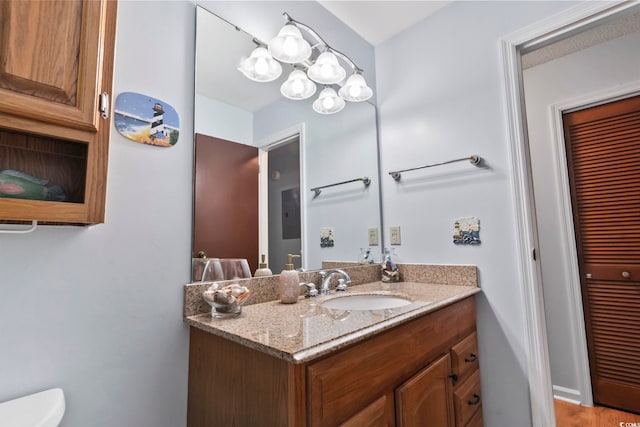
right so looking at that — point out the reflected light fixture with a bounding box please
[307,52,346,85]
[313,87,345,114]
[238,12,373,114]
[268,24,312,63]
[237,46,282,82]
[281,69,317,100]
[338,73,373,102]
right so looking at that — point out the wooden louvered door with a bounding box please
[563,94,640,414]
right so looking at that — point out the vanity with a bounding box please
[184,264,483,426]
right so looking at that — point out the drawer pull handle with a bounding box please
[448,373,458,385]
[468,394,481,406]
[465,353,477,363]
[622,271,631,279]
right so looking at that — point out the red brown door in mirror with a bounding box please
[193,134,259,273]
[563,94,640,414]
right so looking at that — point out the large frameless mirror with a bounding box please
[192,6,382,279]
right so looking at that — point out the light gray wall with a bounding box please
[254,98,380,269]
[523,31,640,402]
[375,1,579,425]
[194,93,253,145]
[0,2,194,426]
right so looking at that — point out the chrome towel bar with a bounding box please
[389,155,481,181]
[311,177,371,196]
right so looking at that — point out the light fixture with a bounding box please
[237,46,282,82]
[237,12,373,114]
[313,87,345,114]
[307,52,346,85]
[338,73,373,102]
[268,24,312,64]
[281,70,317,100]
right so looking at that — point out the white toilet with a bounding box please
[0,388,65,427]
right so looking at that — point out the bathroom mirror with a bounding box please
[193,6,382,277]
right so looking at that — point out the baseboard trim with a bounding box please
[553,385,583,405]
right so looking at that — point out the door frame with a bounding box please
[500,1,639,425]
[256,123,307,270]
[548,82,640,405]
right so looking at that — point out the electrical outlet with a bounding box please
[368,228,379,246]
[390,226,401,245]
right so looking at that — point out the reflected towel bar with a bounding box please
[389,155,481,181]
[311,177,371,196]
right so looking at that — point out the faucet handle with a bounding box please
[336,278,348,292]
[300,282,318,298]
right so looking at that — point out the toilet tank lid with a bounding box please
[0,388,65,427]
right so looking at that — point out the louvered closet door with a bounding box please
[563,94,640,414]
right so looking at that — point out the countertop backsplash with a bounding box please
[184,263,477,318]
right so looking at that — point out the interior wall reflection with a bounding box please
[193,6,382,279]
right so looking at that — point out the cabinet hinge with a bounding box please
[100,92,110,119]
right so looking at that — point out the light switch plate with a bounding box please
[390,226,401,245]
[368,227,379,246]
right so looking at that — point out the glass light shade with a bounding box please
[313,87,345,114]
[268,25,312,64]
[237,47,282,82]
[281,70,317,100]
[338,73,373,102]
[307,52,346,85]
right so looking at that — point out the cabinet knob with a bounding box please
[464,353,477,363]
[622,271,631,279]
[467,394,481,406]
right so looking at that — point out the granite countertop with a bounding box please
[185,281,481,364]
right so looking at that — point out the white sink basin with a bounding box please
[321,294,412,311]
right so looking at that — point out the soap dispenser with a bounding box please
[279,254,301,304]
[254,254,273,277]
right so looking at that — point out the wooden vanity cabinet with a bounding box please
[187,296,482,427]
[0,0,117,224]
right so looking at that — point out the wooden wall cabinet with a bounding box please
[0,0,117,224]
[187,296,482,427]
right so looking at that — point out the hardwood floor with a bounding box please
[556,400,640,426]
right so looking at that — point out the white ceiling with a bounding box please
[318,1,452,46]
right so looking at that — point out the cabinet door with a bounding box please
[0,0,116,224]
[395,354,455,427]
[0,0,107,131]
[340,395,394,427]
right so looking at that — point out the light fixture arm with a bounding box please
[282,12,363,73]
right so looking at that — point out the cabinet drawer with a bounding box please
[453,369,481,427]
[451,331,478,384]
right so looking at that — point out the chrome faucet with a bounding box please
[320,269,351,294]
